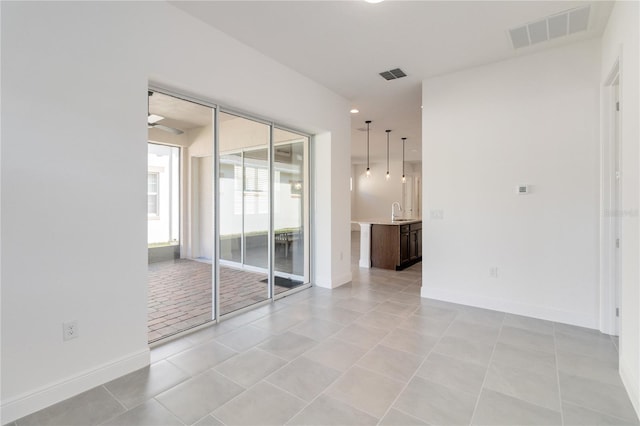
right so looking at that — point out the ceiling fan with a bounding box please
[147,91,184,135]
[147,114,184,135]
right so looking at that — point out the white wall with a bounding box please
[0,1,351,422]
[351,160,421,222]
[600,1,640,416]
[219,115,270,153]
[186,122,214,259]
[196,156,214,259]
[187,123,214,157]
[313,131,352,287]
[421,39,601,328]
[350,164,359,230]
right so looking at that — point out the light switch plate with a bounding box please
[430,209,444,220]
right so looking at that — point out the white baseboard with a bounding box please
[421,286,597,329]
[620,359,640,420]
[314,272,352,289]
[1,348,150,424]
[358,259,371,268]
[332,272,353,288]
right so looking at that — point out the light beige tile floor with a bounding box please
[11,233,639,426]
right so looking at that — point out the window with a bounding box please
[147,172,159,216]
[243,165,269,215]
[244,165,268,193]
[233,164,243,215]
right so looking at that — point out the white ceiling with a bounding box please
[171,0,613,163]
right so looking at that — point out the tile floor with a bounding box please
[12,235,639,426]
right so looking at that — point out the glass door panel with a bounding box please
[243,148,270,270]
[273,129,309,293]
[147,90,215,343]
[148,91,312,339]
[219,153,242,264]
[218,112,271,315]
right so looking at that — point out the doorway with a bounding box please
[147,90,311,342]
[147,91,215,343]
[600,61,621,337]
[403,175,422,219]
[217,112,310,316]
[612,75,621,337]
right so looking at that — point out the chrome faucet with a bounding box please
[391,202,403,221]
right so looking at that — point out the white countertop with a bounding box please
[355,218,422,226]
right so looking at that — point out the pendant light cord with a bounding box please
[366,121,371,174]
[386,129,391,178]
[402,137,406,182]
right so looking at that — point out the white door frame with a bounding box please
[599,57,621,336]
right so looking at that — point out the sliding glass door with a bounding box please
[147,90,215,343]
[216,115,310,314]
[148,89,310,342]
[273,128,309,290]
[218,112,271,315]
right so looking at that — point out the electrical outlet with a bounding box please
[340,251,344,261]
[63,320,79,341]
[489,267,498,278]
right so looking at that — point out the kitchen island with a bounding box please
[357,219,422,270]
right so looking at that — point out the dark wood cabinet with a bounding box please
[400,231,410,264]
[409,222,422,261]
[371,221,422,270]
[409,230,418,259]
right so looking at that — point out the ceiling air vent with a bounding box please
[508,5,590,49]
[379,68,407,81]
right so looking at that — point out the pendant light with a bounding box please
[365,120,372,177]
[402,137,407,183]
[385,129,391,180]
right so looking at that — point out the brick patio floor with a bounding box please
[148,260,291,342]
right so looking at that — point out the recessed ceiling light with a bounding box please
[350,109,359,114]
[365,0,384,3]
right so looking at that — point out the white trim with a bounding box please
[620,358,640,419]
[599,53,622,336]
[314,273,352,289]
[272,270,304,282]
[273,283,313,301]
[358,223,372,268]
[302,134,311,288]
[219,259,267,275]
[1,349,149,424]
[421,286,598,329]
[213,107,221,320]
